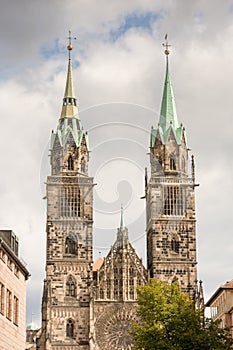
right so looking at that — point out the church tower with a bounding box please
[37,36,93,349]
[146,39,198,298]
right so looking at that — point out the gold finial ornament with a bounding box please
[67,30,76,56]
[162,34,171,55]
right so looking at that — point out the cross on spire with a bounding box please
[67,30,77,58]
[162,34,171,55]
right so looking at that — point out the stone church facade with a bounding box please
[37,41,203,350]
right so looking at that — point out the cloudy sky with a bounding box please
[1,0,233,326]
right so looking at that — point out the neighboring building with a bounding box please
[37,37,203,350]
[0,230,30,350]
[206,280,233,335]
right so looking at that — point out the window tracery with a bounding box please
[61,186,81,217]
[169,154,176,170]
[68,155,74,170]
[66,275,76,297]
[66,319,74,338]
[65,236,77,255]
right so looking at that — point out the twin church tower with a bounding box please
[37,36,203,350]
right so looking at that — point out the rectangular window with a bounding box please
[163,186,185,216]
[14,266,19,278]
[7,258,13,270]
[0,283,4,314]
[13,296,19,326]
[6,289,12,320]
[15,240,19,256]
[0,249,5,263]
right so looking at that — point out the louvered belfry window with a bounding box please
[164,186,185,216]
[61,186,81,217]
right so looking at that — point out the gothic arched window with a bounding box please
[129,266,134,276]
[169,154,176,170]
[100,289,104,299]
[65,236,76,255]
[181,156,185,171]
[81,157,85,173]
[77,188,81,217]
[68,155,74,170]
[171,238,179,253]
[66,319,74,338]
[66,275,76,297]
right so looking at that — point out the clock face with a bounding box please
[95,303,137,350]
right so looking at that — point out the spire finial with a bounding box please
[120,204,124,229]
[67,30,77,59]
[162,34,171,55]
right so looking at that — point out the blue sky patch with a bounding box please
[40,38,62,59]
[110,12,160,41]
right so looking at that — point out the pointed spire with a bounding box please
[60,31,79,119]
[120,204,124,229]
[64,58,76,100]
[117,205,129,247]
[159,36,179,133]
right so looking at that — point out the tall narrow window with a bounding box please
[13,296,19,326]
[158,156,163,170]
[164,186,185,216]
[100,289,104,299]
[0,283,4,314]
[181,156,186,171]
[65,236,76,255]
[171,238,179,253]
[81,157,85,173]
[68,155,74,170]
[169,154,176,170]
[66,276,76,297]
[66,319,74,338]
[61,186,81,217]
[6,289,12,320]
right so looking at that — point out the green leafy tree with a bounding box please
[132,279,233,350]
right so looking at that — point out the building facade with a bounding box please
[0,230,30,350]
[37,40,202,349]
[206,280,233,338]
[92,208,149,349]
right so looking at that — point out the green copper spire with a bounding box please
[151,36,185,147]
[60,31,79,119]
[120,205,124,229]
[159,55,179,132]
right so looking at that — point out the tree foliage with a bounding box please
[132,279,233,350]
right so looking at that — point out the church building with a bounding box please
[37,36,203,350]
